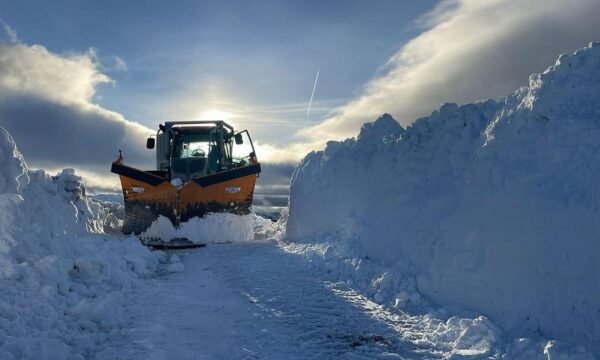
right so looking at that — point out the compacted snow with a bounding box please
[1,42,599,360]
[102,242,508,359]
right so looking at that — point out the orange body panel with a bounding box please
[117,170,257,210]
[119,177,176,205]
[112,161,260,234]
[179,174,256,208]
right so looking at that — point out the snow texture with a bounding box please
[111,241,505,359]
[0,128,28,195]
[141,213,255,244]
[0,127,161,359]
[285,42,600,355]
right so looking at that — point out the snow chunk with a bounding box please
[167,254,184,272]
[450,317,499,358]
[170,177,184,188]
[167,262,185,273]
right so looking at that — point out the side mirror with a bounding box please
[146,137,155,149]
[234,133,244,145]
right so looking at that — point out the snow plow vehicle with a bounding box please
[111,121,261,248]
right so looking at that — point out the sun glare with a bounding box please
[198,109,235,122]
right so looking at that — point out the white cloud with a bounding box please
[1,21,19,43]
[254,141,317,164]
[0,39,308,183]
[303,0,600,142]
[112,55,128,71]
[0,42,154,171]
[0,43,112,105]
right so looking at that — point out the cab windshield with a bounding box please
[173,134,210,159]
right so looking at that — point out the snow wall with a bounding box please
[286,42,600,353]
[0,128,161,359]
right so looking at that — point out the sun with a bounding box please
[198,109,235,122]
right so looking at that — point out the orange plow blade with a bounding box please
[111,162,260,235]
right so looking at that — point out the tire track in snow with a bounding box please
[201,243,448,359]
[114,242,464,359]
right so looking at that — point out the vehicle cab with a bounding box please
[147,121,257,183]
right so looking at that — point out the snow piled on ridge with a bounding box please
[0,128,28,194]
[0,128,161,359]
[285,42,600,356]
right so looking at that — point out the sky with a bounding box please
[0,0,599,196]
[0,0,435,151]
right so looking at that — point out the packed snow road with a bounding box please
[104,242,461,359]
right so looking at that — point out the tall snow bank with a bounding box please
[0,128,28,278]
[0,128,29,195]
[0,127,161,359]
[286,42,600,354]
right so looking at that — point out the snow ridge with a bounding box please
[285,42,600,355]
[0,128,28,194]
[0,127,161,359]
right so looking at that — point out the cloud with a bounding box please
[254,163,295,190]
[112,55,128,71]
[0,40,300,192]
[4,0,598,191]
[254,141,318,164]
[0,43,118,106]
[252,162,295,214]
[304,0,600,141]
[1,22,18,43]
[0,42,154,187]
[148,94,342,165]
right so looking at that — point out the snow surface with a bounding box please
[278,232,596,359]
[107,243,506,359]
[0,128,162,359]
[286,42,600,355]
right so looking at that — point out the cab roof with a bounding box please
[164,120,234,132]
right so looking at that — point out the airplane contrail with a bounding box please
[306,69,320,122]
